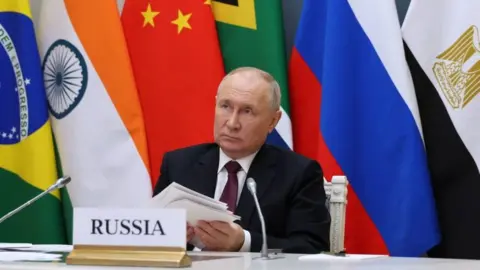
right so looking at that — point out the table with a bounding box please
[0,251,479,270]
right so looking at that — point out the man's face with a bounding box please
[214,73,281,158]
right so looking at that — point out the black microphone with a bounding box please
[0,176,72,224]
[246,177,270,259]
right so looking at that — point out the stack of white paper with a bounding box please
[0,243,32,249]
[0,251,62,262]
[149,182,241,226]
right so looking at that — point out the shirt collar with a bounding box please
[218,147,258,173]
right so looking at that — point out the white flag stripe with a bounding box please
[349,0,424,137]
[277,106,293,149]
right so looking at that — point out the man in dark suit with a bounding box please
[153,67,330,254]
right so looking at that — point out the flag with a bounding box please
[212,0,292,150]
[34,0,152,207]
[289,0,440,256]
[122,0,225,185]
[403,0,480,259]
[0,0,68,243]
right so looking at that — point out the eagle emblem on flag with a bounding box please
[433,25,480,109]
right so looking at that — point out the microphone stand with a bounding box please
[247,178,283,260]
[250,186,269,259]
[0,176,71,225]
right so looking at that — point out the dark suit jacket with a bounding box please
[153,143,331,254]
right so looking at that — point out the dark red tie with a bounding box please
[220,161,242,212]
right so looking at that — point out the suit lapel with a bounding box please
[235,144,276,228]
[187,145,219,198]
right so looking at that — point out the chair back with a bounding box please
[324,176,348,253]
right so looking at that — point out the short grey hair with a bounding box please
[218,67,281,111]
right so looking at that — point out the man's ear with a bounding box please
[268,109,282,133]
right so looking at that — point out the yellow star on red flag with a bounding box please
[141,3,159,27]
[171,10,192,34]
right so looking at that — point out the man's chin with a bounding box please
[218,141,243,154]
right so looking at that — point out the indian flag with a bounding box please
[33,0,152,207]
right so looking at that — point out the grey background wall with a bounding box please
[116,0,412,59]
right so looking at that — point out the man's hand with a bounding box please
[187,223,194,243]
[194,220,244,251]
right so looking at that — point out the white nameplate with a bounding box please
[73,208,186,248]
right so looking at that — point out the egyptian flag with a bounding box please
[403,0,480,259]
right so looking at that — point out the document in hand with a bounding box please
[149,182,241,226]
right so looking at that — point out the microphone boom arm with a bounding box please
[0,176,71,225]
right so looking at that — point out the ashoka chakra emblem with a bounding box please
[42,39,88,119]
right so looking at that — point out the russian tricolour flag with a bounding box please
[289,0,440,256]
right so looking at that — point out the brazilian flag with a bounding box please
[0,0,68,243]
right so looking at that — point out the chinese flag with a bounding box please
[122,0,225,186]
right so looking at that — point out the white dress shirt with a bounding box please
[193,148,257,251]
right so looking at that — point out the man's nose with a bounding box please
[226,111,241,130]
